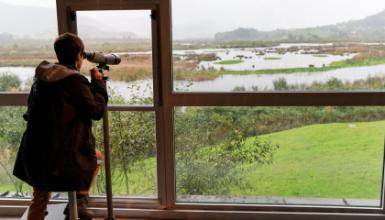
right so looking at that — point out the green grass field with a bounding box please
[0,157,157,197]
[234,121,385,199]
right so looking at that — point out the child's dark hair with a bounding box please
[54,33,84,65]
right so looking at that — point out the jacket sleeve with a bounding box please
[69,75,108,120]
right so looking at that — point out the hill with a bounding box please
[0,2,137,40]
[215,9,385,42]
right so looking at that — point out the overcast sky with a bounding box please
[2,0,385,39]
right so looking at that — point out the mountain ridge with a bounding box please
[215,9,385,42]
[0,2,137,39]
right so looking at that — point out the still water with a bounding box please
[2,64,385,97]
[0,67,153,101]
[175,48,354,71]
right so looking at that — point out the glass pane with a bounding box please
[0,108,157,199]
[0,1,57,92]
[0,107,33,198]
[174,106,385,207]
[172,0,385,92]
[77,10,154,105]
[91,111,157,197]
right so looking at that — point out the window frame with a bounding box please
[0,0,385,219]
[161,0,385,215]
[57,0,165,208]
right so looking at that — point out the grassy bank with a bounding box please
[93,157,156,196]
[236,120,385,199]
[0,157,157,196]
[215,59,244,65]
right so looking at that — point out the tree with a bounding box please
[175,107,279,195]
[0,107,28,196]
[92,91,156,195]
[0,74,26,196]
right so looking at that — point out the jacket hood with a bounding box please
[35,60,78,82]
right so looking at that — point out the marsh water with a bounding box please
[174,47,355,71]
[2,43,385,100]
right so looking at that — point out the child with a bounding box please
[13,33,108,220]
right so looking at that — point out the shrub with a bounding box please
[0,74,21,91]
[273,77,288,91]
